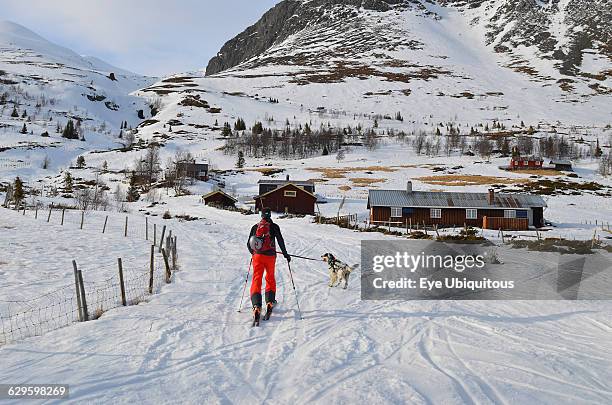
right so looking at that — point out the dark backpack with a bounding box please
[249,219,275,253]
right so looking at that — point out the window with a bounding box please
[504,210,516,218]
[391,207,402,218]
[430,208,442,219]
[284,190,297,197]
[466,209,478,219]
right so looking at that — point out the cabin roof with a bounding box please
[202,190,237,202]
[255,182,317,199]
[257,179,314,186]
[367,190,547,209]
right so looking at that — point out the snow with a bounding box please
[0,9,612,404]
[1,205,612,403]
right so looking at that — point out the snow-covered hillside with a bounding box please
[1,204,612,403]
[0,21,156,179]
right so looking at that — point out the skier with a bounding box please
[247,207,291,324]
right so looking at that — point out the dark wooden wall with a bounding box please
[204,193,235,207]
[371,206,535,229]
[256,184,316,215]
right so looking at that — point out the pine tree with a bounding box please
[236,151,245,168]
[20,123,27,134]
[62,119,79,139]
[102,161,108,172]
[322,146,329,156]
[76,156,86,168]
[63,172,73,192]
[594,138,603,158]
[11,106,18,117]
[13,177,24,205]
[222,122,232,137]
[21,109,27,118]
[126,171,140,202]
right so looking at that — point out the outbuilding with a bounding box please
[202,190,237,208]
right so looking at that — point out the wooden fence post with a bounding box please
[159,225,166,253]
[77,269,88,321]
[154,224,157,246]
[73,261,83,322]
[22,202,26,215]
[149,245,154,294]
[145,217,149,240]
[124,216,128,237]
[102,215,108,234]
[61,208,65,226]
[35,207,38,219]
[162,248,171,284]
[47,203,53,222]
[172,236,177,270]
[117,258,127,306]
[80,211,85,229]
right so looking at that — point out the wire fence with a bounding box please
[0,261,166,346]
[0,206,179,346]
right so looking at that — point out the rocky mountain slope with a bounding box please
[205,0,611,100]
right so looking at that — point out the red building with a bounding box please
[510,156,543,170]
[254,183,317,215]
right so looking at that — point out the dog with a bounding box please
[321,253,358,289]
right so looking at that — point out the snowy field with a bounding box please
[1,203,612,403]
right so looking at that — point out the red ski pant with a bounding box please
[250,254,276,308]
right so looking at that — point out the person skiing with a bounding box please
[247,207,291,324]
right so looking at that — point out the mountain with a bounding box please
[0,20,156,137]
[203,0,611,122]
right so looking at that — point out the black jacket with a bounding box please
[247,219,288,257]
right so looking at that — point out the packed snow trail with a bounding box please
[1,206,612,404]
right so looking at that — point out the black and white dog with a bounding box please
[321,253,358,289]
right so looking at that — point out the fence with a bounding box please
[0,257,170,345]
[0,206,180,346]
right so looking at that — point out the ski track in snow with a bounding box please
[1,207,611,404]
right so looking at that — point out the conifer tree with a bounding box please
[63,172,73,192]
[11,106,18,117]
[126,171,140,202]
[236,151,245,168]
[20,123,27,134]
[13,177,24,205]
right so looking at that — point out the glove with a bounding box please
[284,254,291,263]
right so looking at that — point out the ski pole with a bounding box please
[277,252,323,262]
[286,261,303,320]
[237,257,253,313]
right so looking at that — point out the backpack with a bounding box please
[249,219,275,253]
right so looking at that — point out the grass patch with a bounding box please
[510,238,604,254]
[338,185,352,191]
[511,169,565,176]
[307,166,398,179]
[417,175,527,186]
[350,178,386,187]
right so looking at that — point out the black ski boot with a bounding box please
[264,301,276,321]
[252,306,261,327]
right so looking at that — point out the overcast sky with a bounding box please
[0,0,281,77]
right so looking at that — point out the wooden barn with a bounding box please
[177,161,209,181]
[255,182,317,215]
[509,156,544,170]
[549,159,573,171]
[367,182,547,230]
[202,190,237,208]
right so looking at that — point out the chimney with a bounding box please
[286,174,290,182]
[487,189,495,205]
[407,181,413,193]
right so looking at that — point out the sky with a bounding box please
[0,0,282,77]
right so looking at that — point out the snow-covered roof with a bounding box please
[257,179,314,186]
[367,190,547,209]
